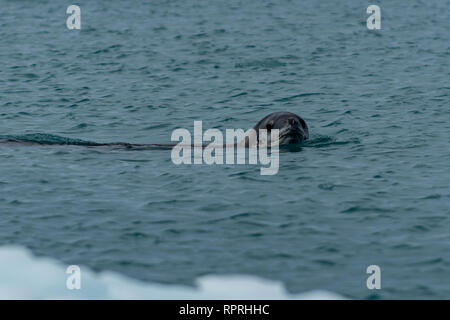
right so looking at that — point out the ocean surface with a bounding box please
[0,0,449,299]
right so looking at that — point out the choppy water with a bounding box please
[0,0,449,299]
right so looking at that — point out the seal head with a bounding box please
[253,111,309,146]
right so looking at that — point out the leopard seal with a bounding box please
[241,111,309,147]
[0,111,309,149]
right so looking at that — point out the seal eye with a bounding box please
[288,118,297,126]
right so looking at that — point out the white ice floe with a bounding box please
[0,246,345,300]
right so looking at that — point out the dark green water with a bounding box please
[0,0,449,299]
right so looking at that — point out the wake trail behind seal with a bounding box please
[0,133,175,150]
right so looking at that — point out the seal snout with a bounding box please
[285,118,304,135]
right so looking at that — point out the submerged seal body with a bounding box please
[248,111,309,147]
